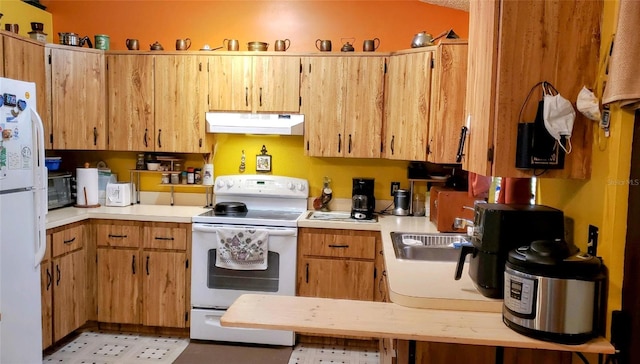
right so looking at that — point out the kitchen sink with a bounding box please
[391,232,470,261]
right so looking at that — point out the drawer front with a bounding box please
[52,224,84,257]
[301,231,376,259]
[143,224,187,251]
[96,223,140,248]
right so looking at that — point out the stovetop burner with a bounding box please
[213,201,248,216]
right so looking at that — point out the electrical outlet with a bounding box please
[390,182,400,196]
[588,225,599,256]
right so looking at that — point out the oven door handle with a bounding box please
[192,224,298,236]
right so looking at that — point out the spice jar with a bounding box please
[161,173,170,184]
[187,167,195,184]
[195,168,202,184]
[136,153,145,170]
[171,173,180,184]
[181,171,188,184]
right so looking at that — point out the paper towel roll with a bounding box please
[76,167,99,206]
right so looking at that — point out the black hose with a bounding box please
[576,352,590,364]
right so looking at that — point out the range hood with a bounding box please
[205,112,304,135]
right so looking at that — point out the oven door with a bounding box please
[191,223,297,309]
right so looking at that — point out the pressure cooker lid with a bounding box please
[213,201,248,215]
[506,239,603,279]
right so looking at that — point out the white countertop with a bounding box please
[47,205,501,312]
[298,211,503,312]
[45,204,210,229]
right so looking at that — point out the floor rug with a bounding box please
[173,340,293,364]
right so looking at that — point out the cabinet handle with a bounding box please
[390,135,395,155]
[154,236,175,241]
[132,255,136,275]
[46,267,52,290]
[328,244,349,248]
[63,237,76,244]
[56,264,60,286]
[455,126,468,163]
[259,87,263,107]
[146,255,150,275]
[108,234,127,239]
[305,263,309,283]
[93,127,98,146]
[338,133,342,153]
[245,87,249,107]
[348,134,352,154]
[157,129,162,148]
[144,128,148,148]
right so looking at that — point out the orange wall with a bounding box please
[41,1,468,52]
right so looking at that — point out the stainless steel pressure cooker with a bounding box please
[502,239,605,344]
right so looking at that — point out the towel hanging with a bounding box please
[215,228,269,270]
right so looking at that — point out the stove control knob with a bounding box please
[296,183,305,192]
[287,182,295,190]
[216,179,226,188]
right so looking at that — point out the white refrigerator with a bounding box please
[0,78,47,363]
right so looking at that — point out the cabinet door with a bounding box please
[97,248,140,324]
[106,54,154,151]
[298,258,375,301]
[301,57,348,157]
[208,55,252,112]
[344,56,385,158]
[3,36,50,149]
[50,47,106,150]
[414,342,496,363]
[462,0,499,176]
[154,55,208,153]
[383,51,432,161]
[427,43,468,164]
[53,249,86,342]
[41,260,53,349]
[252,56,300,113]
[142,251,187,328]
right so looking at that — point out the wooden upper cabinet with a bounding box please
[49,46,106,150]
[208,55,252,112]
[463,0,601,178]
[154,55,208,153]
[106,54,154,151]
[208,55,300,113]
[383,50,432,161]
[302,56,385,158]
[2,35,50,148]
[252,56,301,113]
[302,57,346,157]
[427,42,468,164]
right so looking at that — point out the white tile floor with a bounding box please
[44,332,379,364]
[43,331,189,364]
[288,343,380,364]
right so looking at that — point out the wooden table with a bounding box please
[221,294,615,358]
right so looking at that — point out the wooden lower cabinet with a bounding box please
[97,248,140,324]
[95,220,190,329]
[41,234,53,350]
[49,222,88,343]
[142,250,187,327]
[392,340,572,364]
[297,228,380,301]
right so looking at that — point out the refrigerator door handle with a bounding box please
[31,108,47,267]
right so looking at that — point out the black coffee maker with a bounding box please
[454,203,564,298]
[351,178,375,220]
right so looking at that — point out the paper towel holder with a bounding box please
[74,163,101,208]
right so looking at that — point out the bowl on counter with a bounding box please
[146,161,161,171]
